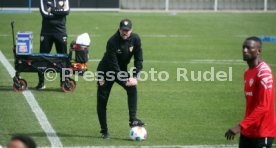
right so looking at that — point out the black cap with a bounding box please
[119,19,132,31]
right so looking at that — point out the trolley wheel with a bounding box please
[61,79,76,92]
[68,78,76,86]
[13,79,27,92]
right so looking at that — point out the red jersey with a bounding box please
[240,61,276,138]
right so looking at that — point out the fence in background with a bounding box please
[1,0,276,12]
[120,0,276,11]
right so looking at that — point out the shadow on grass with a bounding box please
[29,87,63,92]
[8,132,131,142]
[9,132,95,138]
[0,85,13,92]
[0,85,64,93]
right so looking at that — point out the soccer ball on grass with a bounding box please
[129,126,147,141]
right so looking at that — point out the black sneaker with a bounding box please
[100,130,110,139]
[129,118,145,127]
[35,82,46,90]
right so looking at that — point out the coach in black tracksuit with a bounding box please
[37,0,70,89]
[97,19,145,139]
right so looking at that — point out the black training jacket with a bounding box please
[97,30,143,77]
[39,0,70,36]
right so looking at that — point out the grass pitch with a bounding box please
[0,12,276,146]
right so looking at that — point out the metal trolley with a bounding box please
[11,21,90,92]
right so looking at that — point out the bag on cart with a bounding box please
[69,33,91,74]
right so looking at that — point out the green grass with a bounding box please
[0,59,50,146]
[0,12,276,146]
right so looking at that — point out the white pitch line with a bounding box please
[141,34,192,38]
[87,59,275,67]
[0,50,63,147]
[49,34,276,39]
[40,144,238,148]
[86,59,246,65]
[67,34,192,38]
[6,58,276,66]
[4,58,250,65]
[142,59,245,65]
[0,33,273,38]
[68,34,102,37]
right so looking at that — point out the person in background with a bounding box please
[37,0,70,89]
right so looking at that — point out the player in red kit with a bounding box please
[225,37,276,148]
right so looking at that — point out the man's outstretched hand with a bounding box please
[225,124,241,140]
[126,77,138,86]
